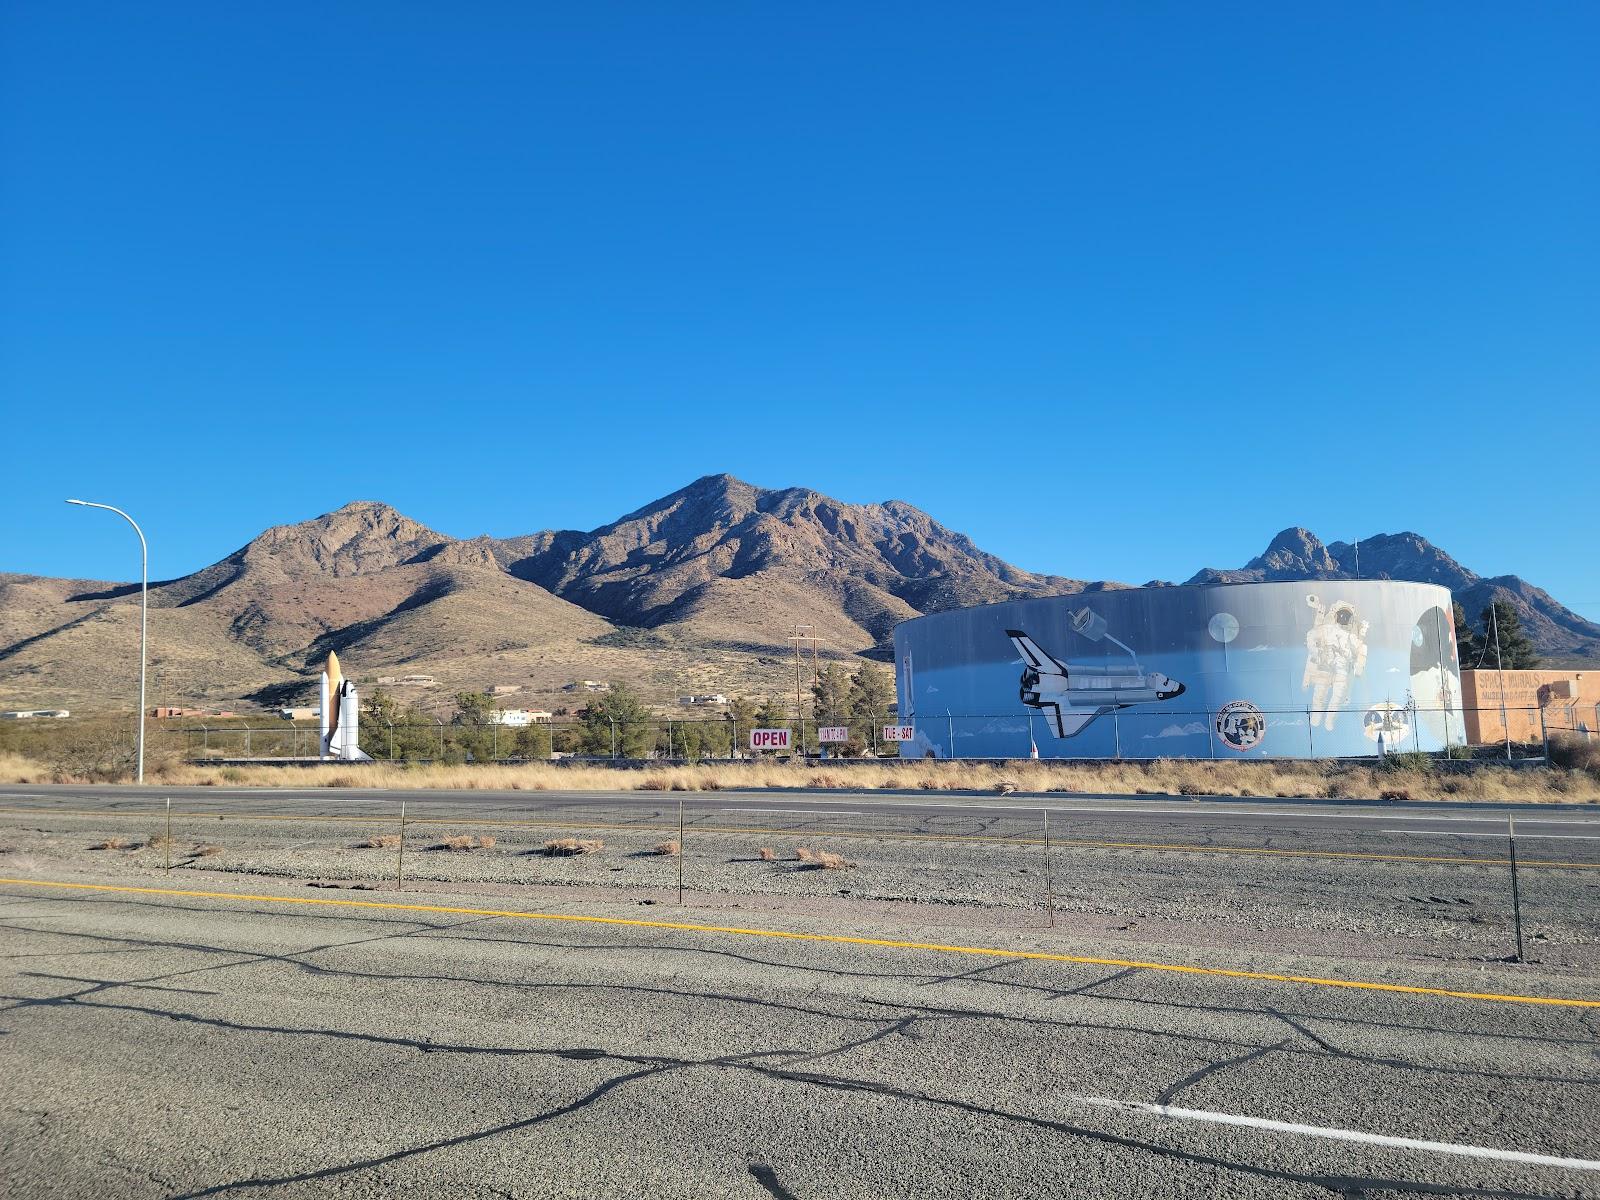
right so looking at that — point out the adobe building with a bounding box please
[1460,669,1600,744]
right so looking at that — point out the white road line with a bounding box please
[1383,830,1600,840]
[1080,1097,1600,1172]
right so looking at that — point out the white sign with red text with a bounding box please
[749,727,792,752]
[816,726,850,744]
[882,725,915,743]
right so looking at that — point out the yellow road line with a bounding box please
[2,807,1597,870]
[2,877,1596,1009]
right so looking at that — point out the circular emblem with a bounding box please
[1363,702,1412,746]
[1208,612,1240,644]
[1215,700,1266,752]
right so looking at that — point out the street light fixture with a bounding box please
[66,499,148,783]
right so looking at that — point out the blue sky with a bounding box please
[3,3,1597,620]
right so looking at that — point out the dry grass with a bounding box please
[360,833,403,849]
[794,847,814,862]
[814,850,852,870]
[91,836,130,850]
[757,846,776,861]
[544,837,604,856]
[1550,733,1600,780]
[3,749,1595,804]
[192,844,223,857]
[436,834,496,851]
[653,840,681,856]
[145,833,175,849]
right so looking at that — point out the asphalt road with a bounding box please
[2,875,1598,1199]
[2,785,1598,973]
[4,782,1600,860]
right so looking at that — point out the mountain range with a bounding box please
[2,474,1594,712]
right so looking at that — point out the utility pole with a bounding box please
[788,625,817,757]
[1491,602,1511,760]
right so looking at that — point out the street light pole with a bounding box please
[66,499,148,784]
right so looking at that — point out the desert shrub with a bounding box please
[1378,788,1412,802]
[361,833,402,848]
[91,836,130,850]
[815,850,852,870]
[436,834,495,851]
[1379,751,1433,774]
[636,776,672,791]
[1549,734,1600,779]
[994,779,1019,795]
[193,844,223,857]
[544,837,604,856]
[145,833,175,848]
[795,847,815,862]
[808,772,844,789]
[653,840,680,856]
[696,776,722,791]
[758,847,776,861]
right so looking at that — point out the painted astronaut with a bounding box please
[1302,595,1368,730]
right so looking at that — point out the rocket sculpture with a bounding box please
[319,651,372,762]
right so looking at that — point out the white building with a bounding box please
[488,709,554,727]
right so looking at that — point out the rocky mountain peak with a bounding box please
[239,501,450,577]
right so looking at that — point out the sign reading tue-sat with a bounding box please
[749,727,792,751]
[882,725,915,742]
[816,726,850,743]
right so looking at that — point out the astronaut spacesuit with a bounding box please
[1303,596,1368,731]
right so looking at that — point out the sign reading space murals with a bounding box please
[749,727,791,751]
[817,726,850,744]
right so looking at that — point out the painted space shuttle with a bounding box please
[319,651,372,762]
[1006,622,1186,739]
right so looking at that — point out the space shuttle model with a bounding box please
[1007,608,1186,738]
[319,651,372,762]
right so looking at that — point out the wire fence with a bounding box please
[3,704,1596,772]
[159,702,1598,764]
[1,792,1593,964]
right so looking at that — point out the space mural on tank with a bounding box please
[892,581,1465,760]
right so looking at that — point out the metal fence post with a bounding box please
[676,797,685,905]
[1540,706,1549,764]
[1042,808,1054,928]
[947,711,956,760]
[610,717,617,760]
[395,799,407,891]
[1507,813,1524,963]
[164,797,172,874]
[1306,709,1315,757]
[387,719,394,761]
[1111,708,1121,759]
[493,722,499,761]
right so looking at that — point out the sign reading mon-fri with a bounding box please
[749,727,791,751]
[882,725,915,742]
[816,726,850,744]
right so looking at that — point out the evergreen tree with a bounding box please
[1452,602,1479,668]
[811,663,855,723]
[851,664,896,749]
[580,682,654,757]
[1478,600,1539,670]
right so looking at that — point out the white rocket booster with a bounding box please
[319,651,372,762]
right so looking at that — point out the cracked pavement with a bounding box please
[2,871,1598,1199]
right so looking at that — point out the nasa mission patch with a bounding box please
[1215,700,1266,752]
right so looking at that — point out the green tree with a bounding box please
[512,721,552,759]
[812,663,855,723]
[580,682,654,757]
[1452,603,1479,669]
[1478,600,1539,670]
[727,696,759,758]
[851,664,896,751]
[451,691,498,761]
